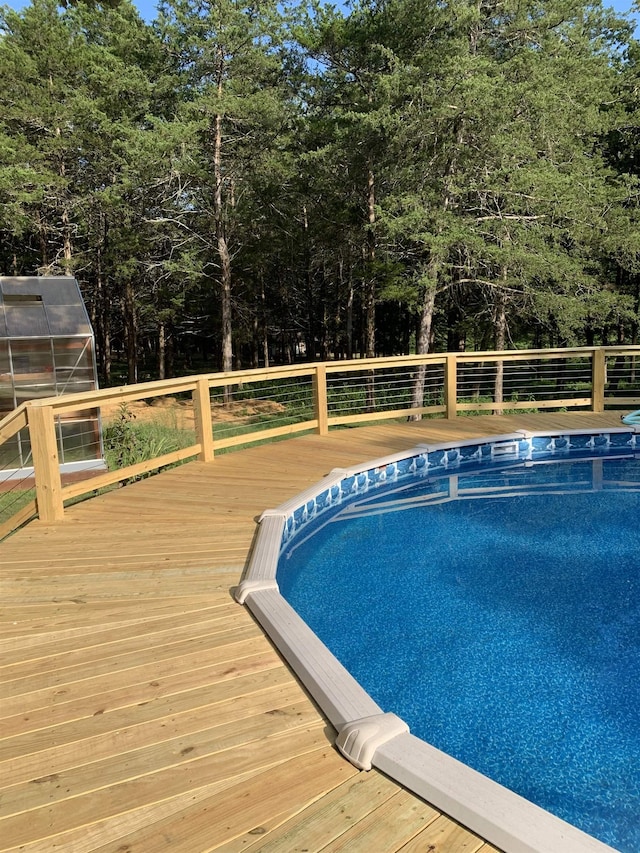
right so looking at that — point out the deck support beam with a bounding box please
[314,365,329,436]
[592,348,606,413]
[444,354,457,418]
[193,378,215,462]
[28,404,64,523]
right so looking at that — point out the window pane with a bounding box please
[53,339,95,393]
[10,340,56,402]
[53,338,93,370]
[0,341,12,415]
[38,278,83,305]
[46,305,91,336]
[4,299,49,337]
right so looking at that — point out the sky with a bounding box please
[1,0,639,32]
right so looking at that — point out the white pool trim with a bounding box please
[235,427,639,853]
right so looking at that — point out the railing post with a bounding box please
[28,404,64,523]
[314,365,329,436]
[193,378,215,462]
[444,354,458,419]
[591,348,606,413]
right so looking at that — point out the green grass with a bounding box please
[0,485,36,528]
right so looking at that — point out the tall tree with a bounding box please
[0,0,87,273]
[156,0,291,374]
[65,0,168,383]
[366,0,632,407]
[300,2,406,361]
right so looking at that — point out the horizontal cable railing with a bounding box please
[208,371,316,448]
[455,354,595,412]
[325,360,447,424]
[1,346,639,538]
[604,350,640,404]
[0,403,38,537]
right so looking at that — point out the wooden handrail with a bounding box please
[0,402,29,444]
[1,346,639,537]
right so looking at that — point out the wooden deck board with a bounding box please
[0,414,623,852]
[1,659,289,747]
[222,771,409,853]
[1,676,304,775]
[86,748,357,853]
[0,630,270,710]
[0,604,240,669]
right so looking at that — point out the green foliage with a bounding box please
[102,404,142,469]
[0,0,638,374]
[102,403,194,476]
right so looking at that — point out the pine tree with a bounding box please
[0,0,88,273]
[156,0,292,374]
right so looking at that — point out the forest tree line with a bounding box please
[1,0,639,386]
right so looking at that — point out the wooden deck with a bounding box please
[0,412,624,853]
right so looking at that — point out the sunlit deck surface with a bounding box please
[0,412,624,853]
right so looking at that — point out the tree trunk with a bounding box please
[54,110,72,276]
[319,269,329,361]
[61,207,72,276]
[346,266,354,360]
[96,217,111,386]
[260,274,269,368]
[213,44,233,399]
[364,163,376,359]
[37,210,49,272]
[364,163,376,411]
[124,280,137,385]
[101,301,112,387]
[493,282,507,414]
[220,246,233,372]
[300,205,316,361]
[158,320,166,380]
[95,265,111,386]
[409,262,438,421]
[168,324,176,378]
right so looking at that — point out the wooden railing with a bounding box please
[1,345,639,538]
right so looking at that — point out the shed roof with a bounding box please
[0,277,92,338]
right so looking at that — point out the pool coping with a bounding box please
[235,427,639,853]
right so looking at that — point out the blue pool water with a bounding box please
[278,455,640,853]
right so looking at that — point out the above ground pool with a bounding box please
[236,428,640,853]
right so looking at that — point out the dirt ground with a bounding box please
[100,397,286,431]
